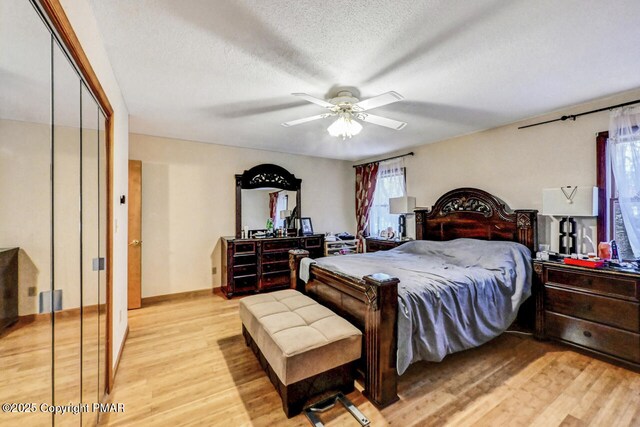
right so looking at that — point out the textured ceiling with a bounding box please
[88,0,640,160]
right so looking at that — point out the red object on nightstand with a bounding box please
[563,258,605,268]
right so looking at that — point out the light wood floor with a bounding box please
[99,293,640,427]
[0,310,105,427]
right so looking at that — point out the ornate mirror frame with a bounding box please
[235,164,302,238]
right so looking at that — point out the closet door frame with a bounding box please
[38,0,116,392]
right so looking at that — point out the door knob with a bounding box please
[129,240,142,246]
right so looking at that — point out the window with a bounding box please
[597,131,637,259]
[368,161,406,237]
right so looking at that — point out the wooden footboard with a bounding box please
[289,251,400,408]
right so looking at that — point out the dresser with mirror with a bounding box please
[222,164,323,298]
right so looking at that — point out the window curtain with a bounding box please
[355,162,380,250]
[609,106,640,257]
[369,158,407,237]
[268,191,279,225]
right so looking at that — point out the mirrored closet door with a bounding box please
[0,0,53,425]
[0,1,109,425]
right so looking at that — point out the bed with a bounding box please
[289,188,538,408]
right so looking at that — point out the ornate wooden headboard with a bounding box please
[415,188,538,253]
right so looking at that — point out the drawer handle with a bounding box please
[583,330,592,338]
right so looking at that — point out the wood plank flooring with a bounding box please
[0,310,104,427]
[99,293,640,426]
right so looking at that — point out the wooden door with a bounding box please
[128,160,142,309]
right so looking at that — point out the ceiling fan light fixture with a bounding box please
[327,113,362,140]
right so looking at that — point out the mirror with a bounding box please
[52,35,82,425]
[241,189,298,231]
[0,1,53,424]
[235,164,301,238]
[0,1,109,424]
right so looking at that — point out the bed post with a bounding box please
[362,273,399,408]
[415,211,425,240]
[288,249,309,292]
[515,209,538,254]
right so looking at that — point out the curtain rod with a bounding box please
[352,152,414,168]
[518,98,640,130]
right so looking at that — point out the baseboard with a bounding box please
[141,288,215,306]
[7,303,104,331]
[112,325,129,386]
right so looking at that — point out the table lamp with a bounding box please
[542,186,598,255]
[280,209,292,229]
[389,196,416,240]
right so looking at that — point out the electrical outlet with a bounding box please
[28,286,36,296]
[211,267,217,275]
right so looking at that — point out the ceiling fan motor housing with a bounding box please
[329,91,360,110]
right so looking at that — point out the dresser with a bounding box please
[221,235,324,298]
[0,248,19,332]
[365,237,404,253]
[534,260,640,367]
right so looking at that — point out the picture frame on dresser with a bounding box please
[300,217,313,236]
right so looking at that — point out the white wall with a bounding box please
[60,0,129,368]
[129,133,355,297]
[364,88,640,254]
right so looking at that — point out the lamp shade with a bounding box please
[542,186,598,217]
[389,196,416,214]
[279,209,292,219]
[327,113,362,139]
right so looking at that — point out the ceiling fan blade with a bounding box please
[353,91,404,111]
[292,93,335,109]
[357,113,407,130]
[281,113,330,127]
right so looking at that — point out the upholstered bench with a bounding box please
[239,289,362,417]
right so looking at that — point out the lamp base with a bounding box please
[398,214,406,239]
[559,216,577,255]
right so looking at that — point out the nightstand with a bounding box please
[365,237,404,253]
[534,260,640,368]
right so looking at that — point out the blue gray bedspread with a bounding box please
[309,239,532,375]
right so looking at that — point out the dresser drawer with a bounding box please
[233,253,256,265]
[547,268,639,300]
[234,242,256,254]
[263,239,298,252]
[233,263,256,276]
[233,275,257,292]
[366,239,401,253]
[366,241,387,252]
[261,271,290,288]
[545,286,639,332]
[303,236,322,248]
[545,311,640,363]
[262,251,289,263]
[262,261,289,274]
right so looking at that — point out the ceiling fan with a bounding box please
[281,90,407,140]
